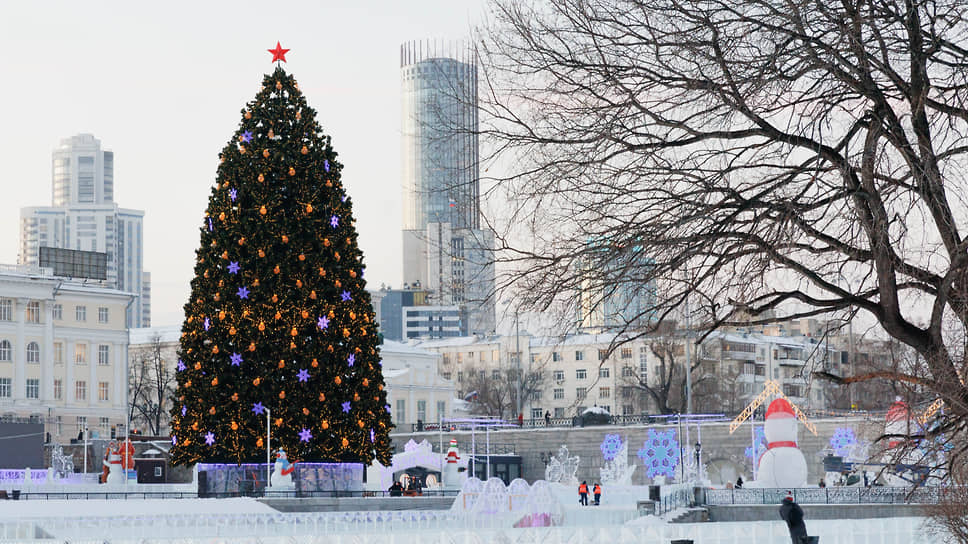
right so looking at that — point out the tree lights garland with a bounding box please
[169,47,392,466]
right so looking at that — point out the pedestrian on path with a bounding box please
[779,492,808,544]
[593,483,601,505]
[578,481,588,506]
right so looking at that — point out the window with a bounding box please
[531,408,543,419]
[97,381,109,402]
[552,352,562,362]
[457,371,463,383]
[530,390,541,401]
[416,400,427,422]
[100,417,110,435]
[599,367,610,378]
[601,405,611,413]
[98,307,109,323]
[575,351,584,361]
[25,301,40,323]
[554,407,565,418]
[0,299,10,321]
[396,399,406,424]
[553,388,565,399]
[553,370,564,381]
[492,370,501,380]
[53,342,64,364]
[622,366,635,377]
[623,404,634,415]
[98,345,110,366]
[56,416,62,435]
[509,352,520,364]
[0,340,10,361]
[598,349,608,361]
[53,379,62,400]
[576,369,587,380]
[743,362,755,375]
[442,371,452,380]
[576,387,586,400]
[620,348,633,359]
[0,378,10,397]
[437,400,446,420]
[530,353,537,363]
[52,304,62,320]
[75,305,87,321]
[599,386,611,399]
[77,416,87,433]
[26,379,39,399]
[26,342,40,363]
[75,344,87,364]
[622,387,634,399]
[75,381,87,401]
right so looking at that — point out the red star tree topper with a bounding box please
[268,42,290,63]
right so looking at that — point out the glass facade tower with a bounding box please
[400,41,495,336]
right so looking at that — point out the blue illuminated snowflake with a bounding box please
[637,429,680,478]
[600,434,623,461]
[830,427,857,457]
[745,426,767,459]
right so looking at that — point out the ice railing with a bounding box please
[1,514,933,544]
[705,486,942,505]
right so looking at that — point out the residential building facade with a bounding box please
[0,264,133,444]
[19,134,150,327]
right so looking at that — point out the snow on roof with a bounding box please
[583,406,611,415]
[410,336,496,349]
[129,325,182,345]
[382,367,410,379]
[380,340,438,357]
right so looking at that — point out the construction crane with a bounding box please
[728,380,818,435]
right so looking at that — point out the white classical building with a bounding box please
[19,134,150,327]
[0,264,134,443]
[380,340,459,431]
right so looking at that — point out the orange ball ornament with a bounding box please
[262,149,269,158]
[302,408,310,416]
[275,81,283,90]
[288,167,296,176]
[256,438,263,447]
[209,406,216,414]
[301,145,308,154]
[260,205,267,215]
[341,437,349,448]
[253,377,261,386]
[244,111,252,119]
[305,204,313,213]
[281,235,289,243]
[258,174,265,182]
[321,420,329,430]
[279,390,286,399]
[334,376,342,385]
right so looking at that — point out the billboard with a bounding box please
[39,247,107,281]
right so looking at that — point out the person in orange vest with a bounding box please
[578,481,589,506]
[593,483,602,505]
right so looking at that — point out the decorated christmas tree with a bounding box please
[169,44,392,466]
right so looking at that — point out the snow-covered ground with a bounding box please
[0,497,275,519]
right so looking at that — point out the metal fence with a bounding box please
[705,486,942,505]
[408,413,731,432]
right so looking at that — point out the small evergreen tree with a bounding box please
[169,60,392,466]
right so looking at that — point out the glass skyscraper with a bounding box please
[400,40,495,336]
[20,134,150,327]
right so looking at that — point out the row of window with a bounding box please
[0,300,110,324]
[0,341,111,365]
[54,416,119,437]
[393,399,447,423]
[0,377,111,401]
[531,405,631,419]
[450,347,645,366]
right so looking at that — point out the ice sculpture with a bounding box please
[469,477,510,515]
[544,445,580,486]
[51,444,74,479]
[514,480,564,528]
[450,477,485,512]
[600,436,636,486]
[507,478,531,512]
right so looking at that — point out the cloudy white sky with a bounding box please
[0,1,487,327]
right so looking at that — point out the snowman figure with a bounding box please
[269,448,296,489]
[103,443,126,485]
[442,439,461,488]
[756,398,807,489]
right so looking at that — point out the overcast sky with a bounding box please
[0,1,487,327]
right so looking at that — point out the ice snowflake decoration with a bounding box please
[600,434,624,461]
[637,428,680,479]
[745,426,767,459]
[830,427,858,457]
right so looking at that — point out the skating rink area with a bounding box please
[0,497,942,544]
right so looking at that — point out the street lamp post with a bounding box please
[514,307,522,419]
[694,442,702,481]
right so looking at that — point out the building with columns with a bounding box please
[0,264,134,444]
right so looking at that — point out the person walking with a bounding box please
[578,481,589,506]
[779,492,808,544]
[518,413,524,427]
[735,476,744,489]
[544,411,551,426]
[593,483,602,505]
